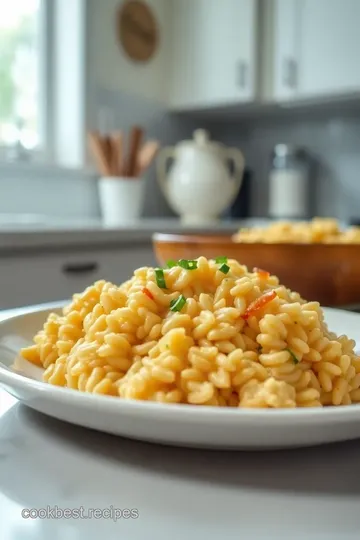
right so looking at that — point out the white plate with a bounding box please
[1,303,360,450]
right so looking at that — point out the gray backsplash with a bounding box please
[0,165,101,219]
[98,89,360,222]
[207,110,360,222]
[1,88,360,222]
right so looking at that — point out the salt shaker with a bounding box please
[268,144,309,219]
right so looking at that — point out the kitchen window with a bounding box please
[0,0,50,157]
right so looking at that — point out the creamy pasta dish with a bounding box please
[233,217,360,244]
[21,257,360,408]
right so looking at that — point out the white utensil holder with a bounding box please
[98,177,145,226]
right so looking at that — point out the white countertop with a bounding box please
[1,306,360,539]
[0,217,264,252]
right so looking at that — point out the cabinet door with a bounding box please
[0,247,156,310]
[298,0,360,97]
[170,0,198,107]
[170,0,258,109]
[273,0,298,100]
[274,0,360,101]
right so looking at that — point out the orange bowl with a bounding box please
[152,233,360,307]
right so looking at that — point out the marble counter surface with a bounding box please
[1,306,360,539]
[1,388,360,539]
[0,392,360,540]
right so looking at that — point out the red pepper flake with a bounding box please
[142,287,154,300]
[242,290,277,320]
[253,267,270,279]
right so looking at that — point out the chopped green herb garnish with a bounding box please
[155,268,166,289]
[286,348,299,364]
[166,259,177,268]
[170,295,187,312]
[178,259,198,270]
[219,263,230,274]
[215,256,228,264]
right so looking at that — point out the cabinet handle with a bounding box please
[283,58,297,89]
[62,262,99,275]
[237,60,248,89]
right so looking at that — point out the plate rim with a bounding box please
[1,302,360,423]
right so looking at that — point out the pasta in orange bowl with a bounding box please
[21,257,360,408]
[233,217,360,244]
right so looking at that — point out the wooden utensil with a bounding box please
[124,126,144,177]
[87,131,111,176]
[102,135,112,172]
[136,140,160,175]
[109,131,124,175]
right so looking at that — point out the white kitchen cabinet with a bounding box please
[274,0,360,101]
[170,0,258,109]
[273,0,298,101]
[0,247,156,310]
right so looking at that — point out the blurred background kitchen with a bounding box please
[1,0,360,309]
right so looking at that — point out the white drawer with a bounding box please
[0,246,157,309]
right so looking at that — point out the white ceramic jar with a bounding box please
[268,144,309,219]
[156,129,245,225]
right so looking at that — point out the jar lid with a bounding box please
[272,144,304,158]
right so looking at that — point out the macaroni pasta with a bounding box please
[21,257,360,408]
[233,218,360,244]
